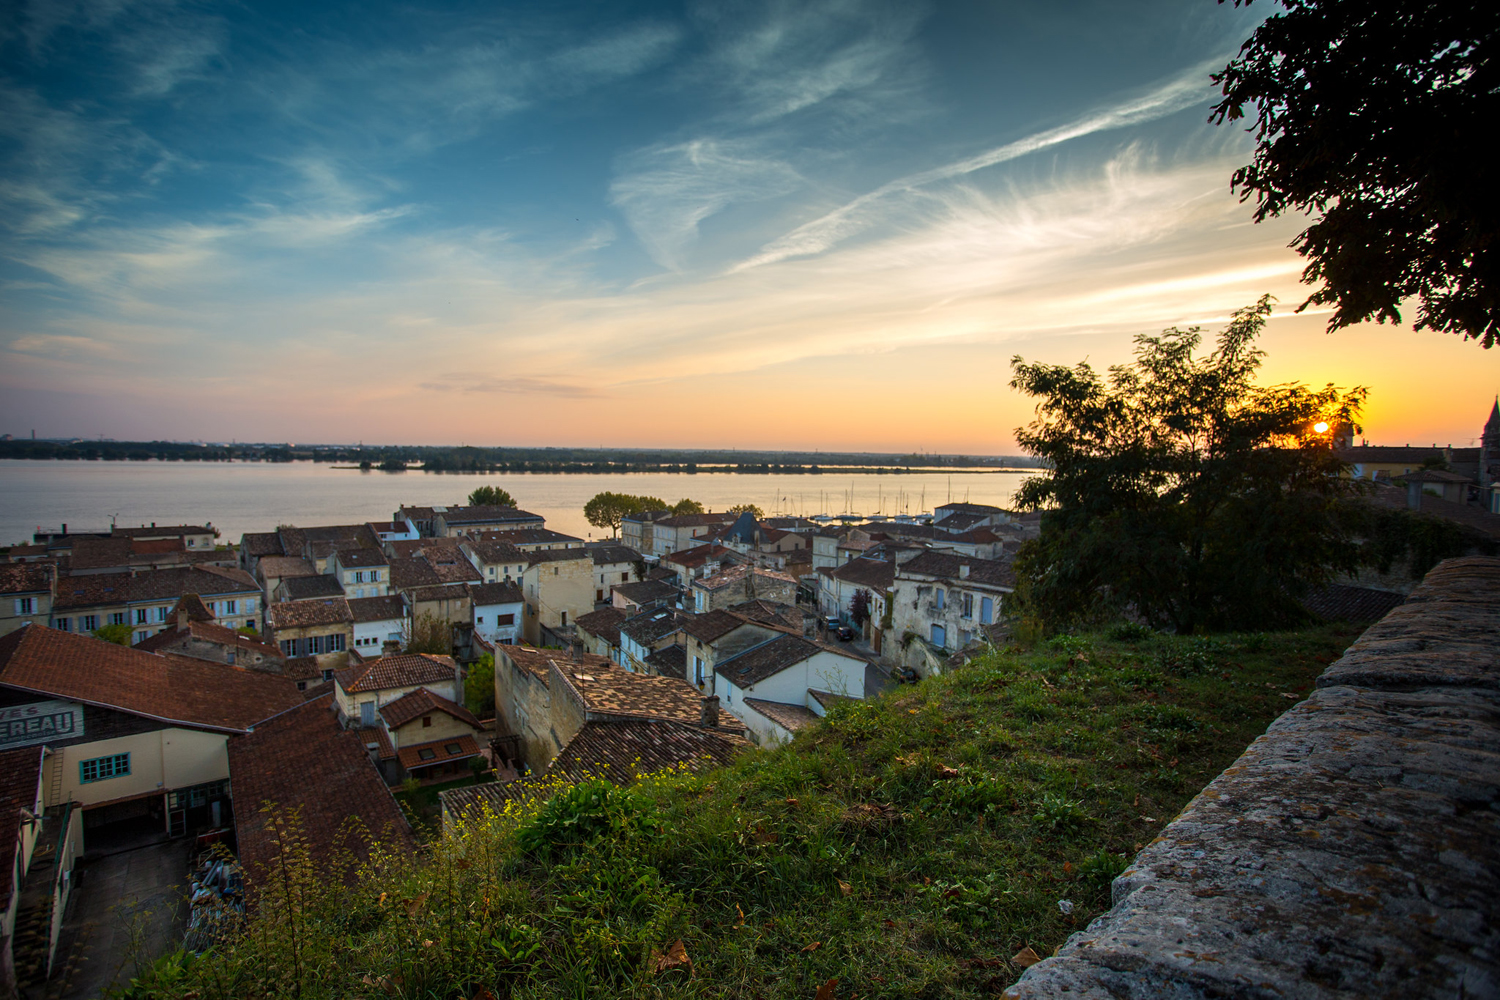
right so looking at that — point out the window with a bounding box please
[931,624,947,648]
[109,612,127,626]
[297,681,308,691]
[355,571,364,583]
[621,571,629,582]
[156,606,169,622]
[445,743,462,754]
[224,600,237,615]
[422,716,432,727]
[136,630,149,643]
[370,570,379,582]
[322,669,334,681]
[53,617,69,631]
[934,589,945,610]
[477,615,484,624]
[497,613,514,626]
[15,598,35,615]
[560,611,567,626]
[360,701,375,725]
[137,608,149,624]
[82,615,99,631]
[205,602,217,615]
[980,596,993,624]
[960,629,972,647]
[962,593,974,619]
[245,597,257,613]
[694,655,704,686]
[418,748,438,761]
[80,753,130,783]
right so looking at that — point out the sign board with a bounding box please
[0,699,85,749]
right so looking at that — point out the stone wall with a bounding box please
[1005,556,1500,999]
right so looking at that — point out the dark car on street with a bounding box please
[836,625,856,641]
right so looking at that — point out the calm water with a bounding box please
[0,459,1036,546]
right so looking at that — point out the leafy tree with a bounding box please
[1212,0,1499,347]
[1009,297,1367,633]
[467,485,516,507]
[92,622,134,646]
[465,653,496,718]
[671,498,704,515]
[583,493,668,537]
[728,503,764,518]
[403,612,451,655]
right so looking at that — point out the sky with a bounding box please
[1,0,1495,453]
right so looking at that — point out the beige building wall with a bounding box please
[389,711,475,750]
[43,728,229,809]
[493,652,555,767]
[521,556,594,644]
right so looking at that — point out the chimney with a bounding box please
[699,695,720,728]
[382,639,402,655]
[1407,479,1423,510]
[176,604,192,632]
[959,564,971,579]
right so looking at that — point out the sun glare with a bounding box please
[1313,421,1330,433]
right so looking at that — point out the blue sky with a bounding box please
[2,0,1492,450]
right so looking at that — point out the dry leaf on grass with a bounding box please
[801,941,822,953]
[814,978,838,1000]
[734,904,746,928]
[651,939,693,976]
[934,765,962,779]
[836,879,852,896]
[1011,946,1042,968]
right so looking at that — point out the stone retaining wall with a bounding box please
[1004,556,1500,999]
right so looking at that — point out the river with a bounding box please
[0,459,1038,547]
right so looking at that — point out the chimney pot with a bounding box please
[699,694,720,728]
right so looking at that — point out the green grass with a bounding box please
[134,624,1358,999]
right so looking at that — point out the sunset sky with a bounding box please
[2,0,1495,453]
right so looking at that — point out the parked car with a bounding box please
[836,625,856,641]
[824,615,841,631]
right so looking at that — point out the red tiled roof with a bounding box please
[0,747,43,899]
[0,625,301,732]
[743,698,821,733]
[379,687,483,729]
[498,645,611,682]
[398,733,480,771]
[229,695,415,887]
[133,618,283,660]
[357,725,396,760]
[266,598,353,629]
[52,566,259,611]
[335,652,456,693]
[0,562,55,596]
[553,662,747,733]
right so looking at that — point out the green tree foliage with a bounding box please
[670,498,704,515]
[728,503,764,518]
[404,612,451,655]
[466,653,496,718]
[466,485,516,507]
[583,493,668,537]
[1212,0,1499,347]
[92,622,134,646]
[1009,297,1367,633]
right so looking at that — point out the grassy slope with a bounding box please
[138,624,1359,1000]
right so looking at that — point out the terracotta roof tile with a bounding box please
[335,548,390,568]
[380,687,483,729]
[0,625,301,732]
[229,695,414,885]
[356,725,397,760]
[553,662,746,733]
[53,566,259,611]
[824,557,896,590]
[680,608,753,643]
[438,505,545,526]
[0,562,56,596]
[590,544,641,565]
[613,578,678,605]
[266,598,353,629]
[240,532,285,557]
[398,733,481,770]
[467,581,523,606]
[897,551,1016,589]
[620,606,692,646]
[0,747,43,899]
[575,606,626,645]
[474,528,582,546]
[254,556,318,579]
[347,594,407,623]
[498,645,611,682]
[644,643,687,679]
[715,633,858,686]
[133,618,283,660]
[742,698,820,732]
[335,652,456,693]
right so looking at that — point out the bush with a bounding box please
[1107,622,1154,642]
[513,779,659,858]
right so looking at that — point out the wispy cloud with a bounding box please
[610,139,802,270]
[730,62,1219,272]
[420,374,605,399]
